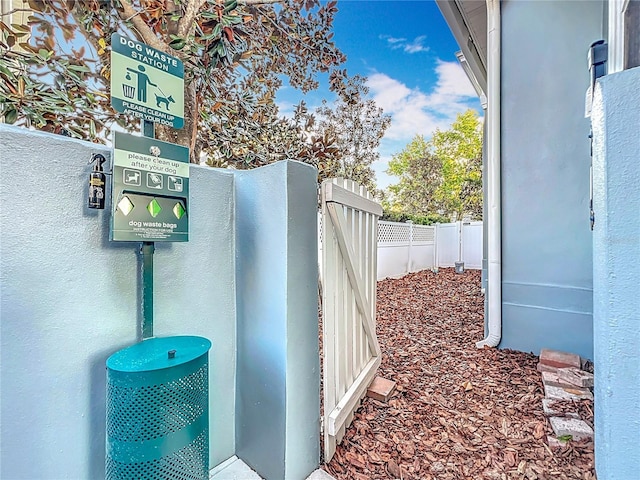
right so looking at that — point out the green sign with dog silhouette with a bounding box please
[111,33,184,129]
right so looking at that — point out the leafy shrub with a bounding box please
[381,211,449,225]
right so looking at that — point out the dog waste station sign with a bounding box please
[111,132,189,242]
[111,33,184,128]
[109,33,189,243]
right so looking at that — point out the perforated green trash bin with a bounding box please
[106,336,211,480]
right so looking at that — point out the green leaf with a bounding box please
[169,37,186,50]
[11,23,31,33]
[224,0,238,14]
[199,33,217,41]
[4,108,18,124]
[68,64,90,72]
[27,0,46,12]
[38,49,50,60]
[224,14,243,25]
[66,70,81,82]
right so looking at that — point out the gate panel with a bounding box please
[321,179,382,462]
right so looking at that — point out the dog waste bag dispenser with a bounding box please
[106,336,211,480]
[110,132,189,242]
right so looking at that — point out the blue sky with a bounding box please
[276,0,481,190]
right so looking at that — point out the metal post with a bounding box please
[143,119,155,138]
[140,241,155,339]
[458,221,463,263]
[433,223,439,272]
[407,220,413,274]
[141,119,155,339]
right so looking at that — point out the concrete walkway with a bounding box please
[210,456,335,480]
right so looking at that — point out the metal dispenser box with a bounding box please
[110,132,190,243]
[105,336,211,479]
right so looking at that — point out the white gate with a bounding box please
[321,179,382,462]
[461,221,483,269]
[434,221,483,269]
[435,222,460,267]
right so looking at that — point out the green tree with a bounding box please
[458,145,482,219]
[0,0,346,164]
[313,74,391,193]
[430,109,482,219]
[384,134,443,215]
[200,70,390,192]
[385,109,483,220]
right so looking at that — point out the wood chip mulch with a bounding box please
[323,268,596,480]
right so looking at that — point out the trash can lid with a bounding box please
[107,335,211,372]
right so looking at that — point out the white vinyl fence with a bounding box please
[377,220,483,279]
[320,219,483,281]
[377,221,434,279]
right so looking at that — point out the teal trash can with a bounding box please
[105,336,211,480]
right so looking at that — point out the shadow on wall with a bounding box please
[85,168,135,478]
[88,347,124,479]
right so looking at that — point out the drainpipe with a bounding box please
[476,0,502,348]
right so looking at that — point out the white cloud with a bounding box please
[403,35,430,54]
[428,60,477,110]
[380,35,430,54]
[383,35,406,46]
[366,60,478,141]
[276,100,296,118]
[366,60,480,189]
[275,59,480,191]
[372,154,394,190]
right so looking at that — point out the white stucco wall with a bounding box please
[0,125,320,479]
[592,66,640,480]
[235,161,320,480]
[0,125,237,478]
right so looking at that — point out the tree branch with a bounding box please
[0,8,32,16]
[176,0,283,39]
[177,0,208,38]
[239,0,282,5]
[164,0,180,36]
[117,0,168,52]
[68,5,106,62]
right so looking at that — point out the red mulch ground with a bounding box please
[323,269,595,480]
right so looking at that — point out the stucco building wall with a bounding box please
[499,0,602,358]
[0,124,319,479]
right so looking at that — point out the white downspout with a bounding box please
[477,0,502,348]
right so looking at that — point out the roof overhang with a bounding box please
[456,50,487,109]
[436,0,488,98]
